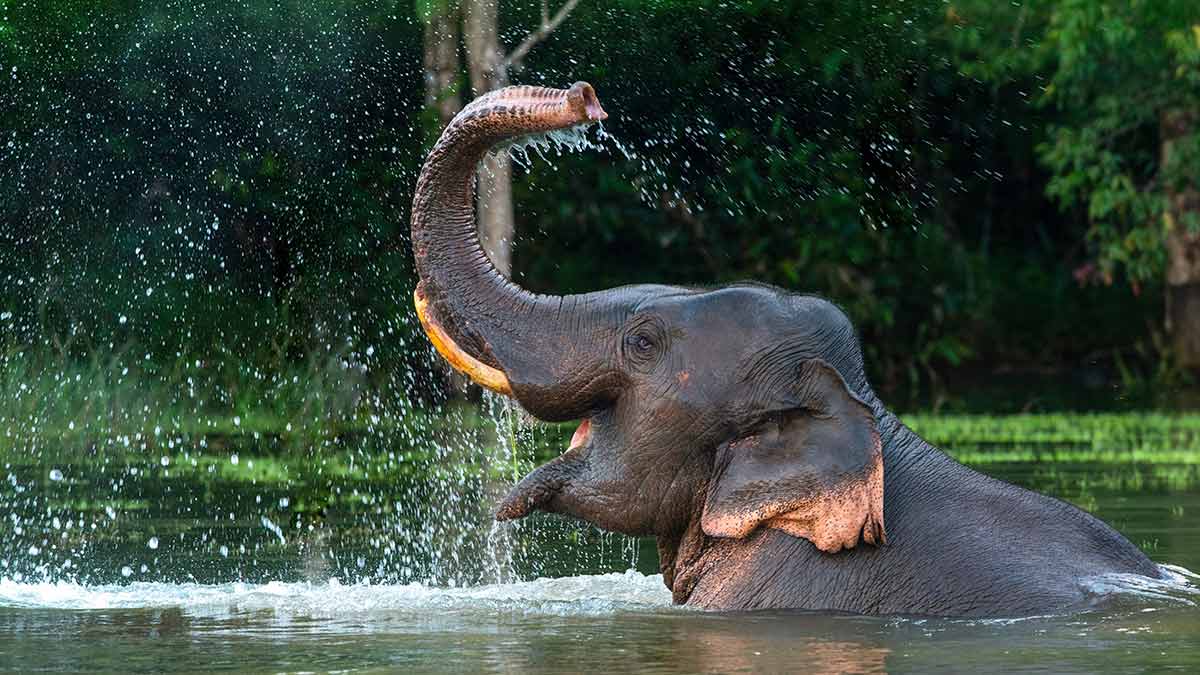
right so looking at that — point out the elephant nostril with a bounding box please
[569,418,593,450]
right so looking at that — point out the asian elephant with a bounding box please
[409,82,1165,617]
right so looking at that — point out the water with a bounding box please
[0,575,1197,673]
[2,422,1199,673]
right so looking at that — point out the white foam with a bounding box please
[1080,565,1200,607]
[5,565,1192,620]
[0,569,674,618]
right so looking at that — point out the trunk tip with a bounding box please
[568,81,607,122]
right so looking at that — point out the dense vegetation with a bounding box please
[2,0,1199,420]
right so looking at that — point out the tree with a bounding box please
[419,0,580,275]
[421,1,463,128]
[1038,0,1200,368]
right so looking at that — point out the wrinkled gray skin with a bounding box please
[410,84,1164,618]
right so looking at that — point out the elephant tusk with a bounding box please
[413,288,513,396]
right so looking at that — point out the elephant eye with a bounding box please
[626,334,654,354]
[620,315,668,370]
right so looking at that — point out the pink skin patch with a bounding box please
[700,431,886,554]
[570,418,593,450]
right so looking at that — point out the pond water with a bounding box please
[2,419,1199,673]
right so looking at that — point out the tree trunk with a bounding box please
[475,155,514,275]
[1162,109,1200,370]
[462,0,514,276]
[421,1,467,394]
[422,1,462,128]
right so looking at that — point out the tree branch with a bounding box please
[504,0,581,71]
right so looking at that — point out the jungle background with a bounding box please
[2,0,1200,434]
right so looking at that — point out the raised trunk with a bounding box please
[1162,109,1200,370]
[463,0,515,276]
[410,84,617,420]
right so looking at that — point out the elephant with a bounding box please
[409,82,1165,617]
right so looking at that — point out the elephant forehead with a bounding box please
[650,289,847,365]
[645,290,863,396]
[647,286,792,331]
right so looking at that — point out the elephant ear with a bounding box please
[701,360,886,553]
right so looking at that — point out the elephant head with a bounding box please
[410,83,884,560]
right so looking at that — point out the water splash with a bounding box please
[1080,565,1200,608]
[481,391,524,585]
[486,521,516,586]
[0,570,673,618]
[494,122,605,171]
[595,122,635,160]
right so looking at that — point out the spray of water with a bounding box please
[493,121,608,172]
[0,88,643,591]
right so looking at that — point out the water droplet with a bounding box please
[230,453,239,465]
[121,566,133,578]
[148,536,159,550]
[49,469,64,481]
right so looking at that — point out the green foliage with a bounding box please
[0,0,1193,409]
[538,411,1200,468]
[511,0,1167,402]
[0,341,374,447]
[0,0,429,389]
[1038,0,1200,284]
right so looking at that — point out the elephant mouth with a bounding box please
[569,417,593,450]
[494,415,598,522]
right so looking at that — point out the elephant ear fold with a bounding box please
[701,360,886,553]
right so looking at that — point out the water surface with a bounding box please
[2,570,1197,673]
[2,421,1198,673]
